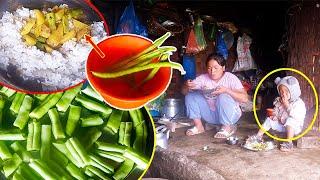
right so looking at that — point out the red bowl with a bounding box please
[86,34,172,110]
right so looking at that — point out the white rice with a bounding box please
[0,6,107,91]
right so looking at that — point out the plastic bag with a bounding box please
[116,1,148,37]
[185,29,200,54]
[208,23,217,41]
[194,18,207,51]
[186,18,207,54]
[216,32,228,60]
[182,55,196,80]
[232,33,257,72]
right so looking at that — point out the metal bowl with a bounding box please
[226,136,239,145]
[0,0,108,93]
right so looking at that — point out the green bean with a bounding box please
[0,87,16,98]
[13,171,26,180]
[10,93,25,114]
[48,108,66,140]
[3,153,22,177]
[95,150,125,163]
[66,163,86,180]
[113,159,135,180]
[81,85,104,102]
[92,61,186,79]
[46,158,73,179]
[56,85,82,112]
[82,127,102,150]
[81,114,104,127]
[29,93,63,119]
[34,94,48,101]
[75,94,112,115]
[27,121,41,151]
[65,140,85,168]
[89,154,114,173]
[18,163,42,180]
[53,142,80,167]
[29,159,60,179]
[134,67,160,89]
[119,122,132,147]
[52,146,69,167]
[105,109,123,133]
[90,159,112,175]
[68,137,91,165]
[10,142,32,162]
[123,148,149,170]
[0,94,5,126]
[66,105,81,136]
[86,166,112,180]
[110,32,171,70]
[95,141,126,154]
[40,125,51,159]
[0,130,26,140]
[0,141,12,160]
[13,95,33,130]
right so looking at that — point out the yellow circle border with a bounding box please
[253,68,319,142]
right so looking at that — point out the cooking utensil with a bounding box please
[156,125,170,149]
[161,98,185,119]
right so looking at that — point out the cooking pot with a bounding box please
[156,125,170,149]
[161,98,185,119]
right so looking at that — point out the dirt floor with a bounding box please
[152,112,320,180]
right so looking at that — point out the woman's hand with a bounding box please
[185,79,197,90]
[212,86,229,95]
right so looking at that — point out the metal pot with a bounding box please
[156,125,170,149]
[161,98,185,119]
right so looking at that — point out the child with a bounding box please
[248,76,306,152]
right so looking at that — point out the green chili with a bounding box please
[48,108,66,140]
[81,85,104,102]
[13,95,33,130]
[92,61,186,79]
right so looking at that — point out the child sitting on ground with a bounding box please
[248,76,306,152]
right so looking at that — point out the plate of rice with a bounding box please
[0,0,108,93]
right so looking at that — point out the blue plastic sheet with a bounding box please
[216,32,228,60]
[116,1,148,37]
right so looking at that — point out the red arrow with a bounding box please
[85,34,105,59]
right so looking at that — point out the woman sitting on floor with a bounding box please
[182,53,248,138]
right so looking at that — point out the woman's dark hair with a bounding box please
[206,53,226,67]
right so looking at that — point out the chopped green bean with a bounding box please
[0,130,26,140]
[34,94,49,101]
[53,142,80,167]
[51,146,69,167]
[29,159,60,179]
[75,94,112,115]
[46,158,73,179]
[13,95,33,130]
[81,114,104,127]
[27,121,41,151]
[95,141,126,154]
[66,162,86,180]
[10,142,32,162]
[0,94,5,126]
[113,159,135,180]
[0,141,12,160]
[68,137,91,165]
[86,166,112,180]
[105,109,123,133]
[81,85,104,102]
[56,85,82,112]
[123,148,149,170]
[66,105,81,136]
[3,153,22,177]
[82,127,102,150]
[48,108,66,139]
[95,150,125,163]
[40,125,51,159]
[29,93,63,119]
[119,122,132,147]
[18,163,42,180]
[89,154,114,173]
[10,93,25,114]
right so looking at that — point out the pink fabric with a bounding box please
[192,72,244,111]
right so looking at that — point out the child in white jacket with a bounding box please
[249,76,306,152]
